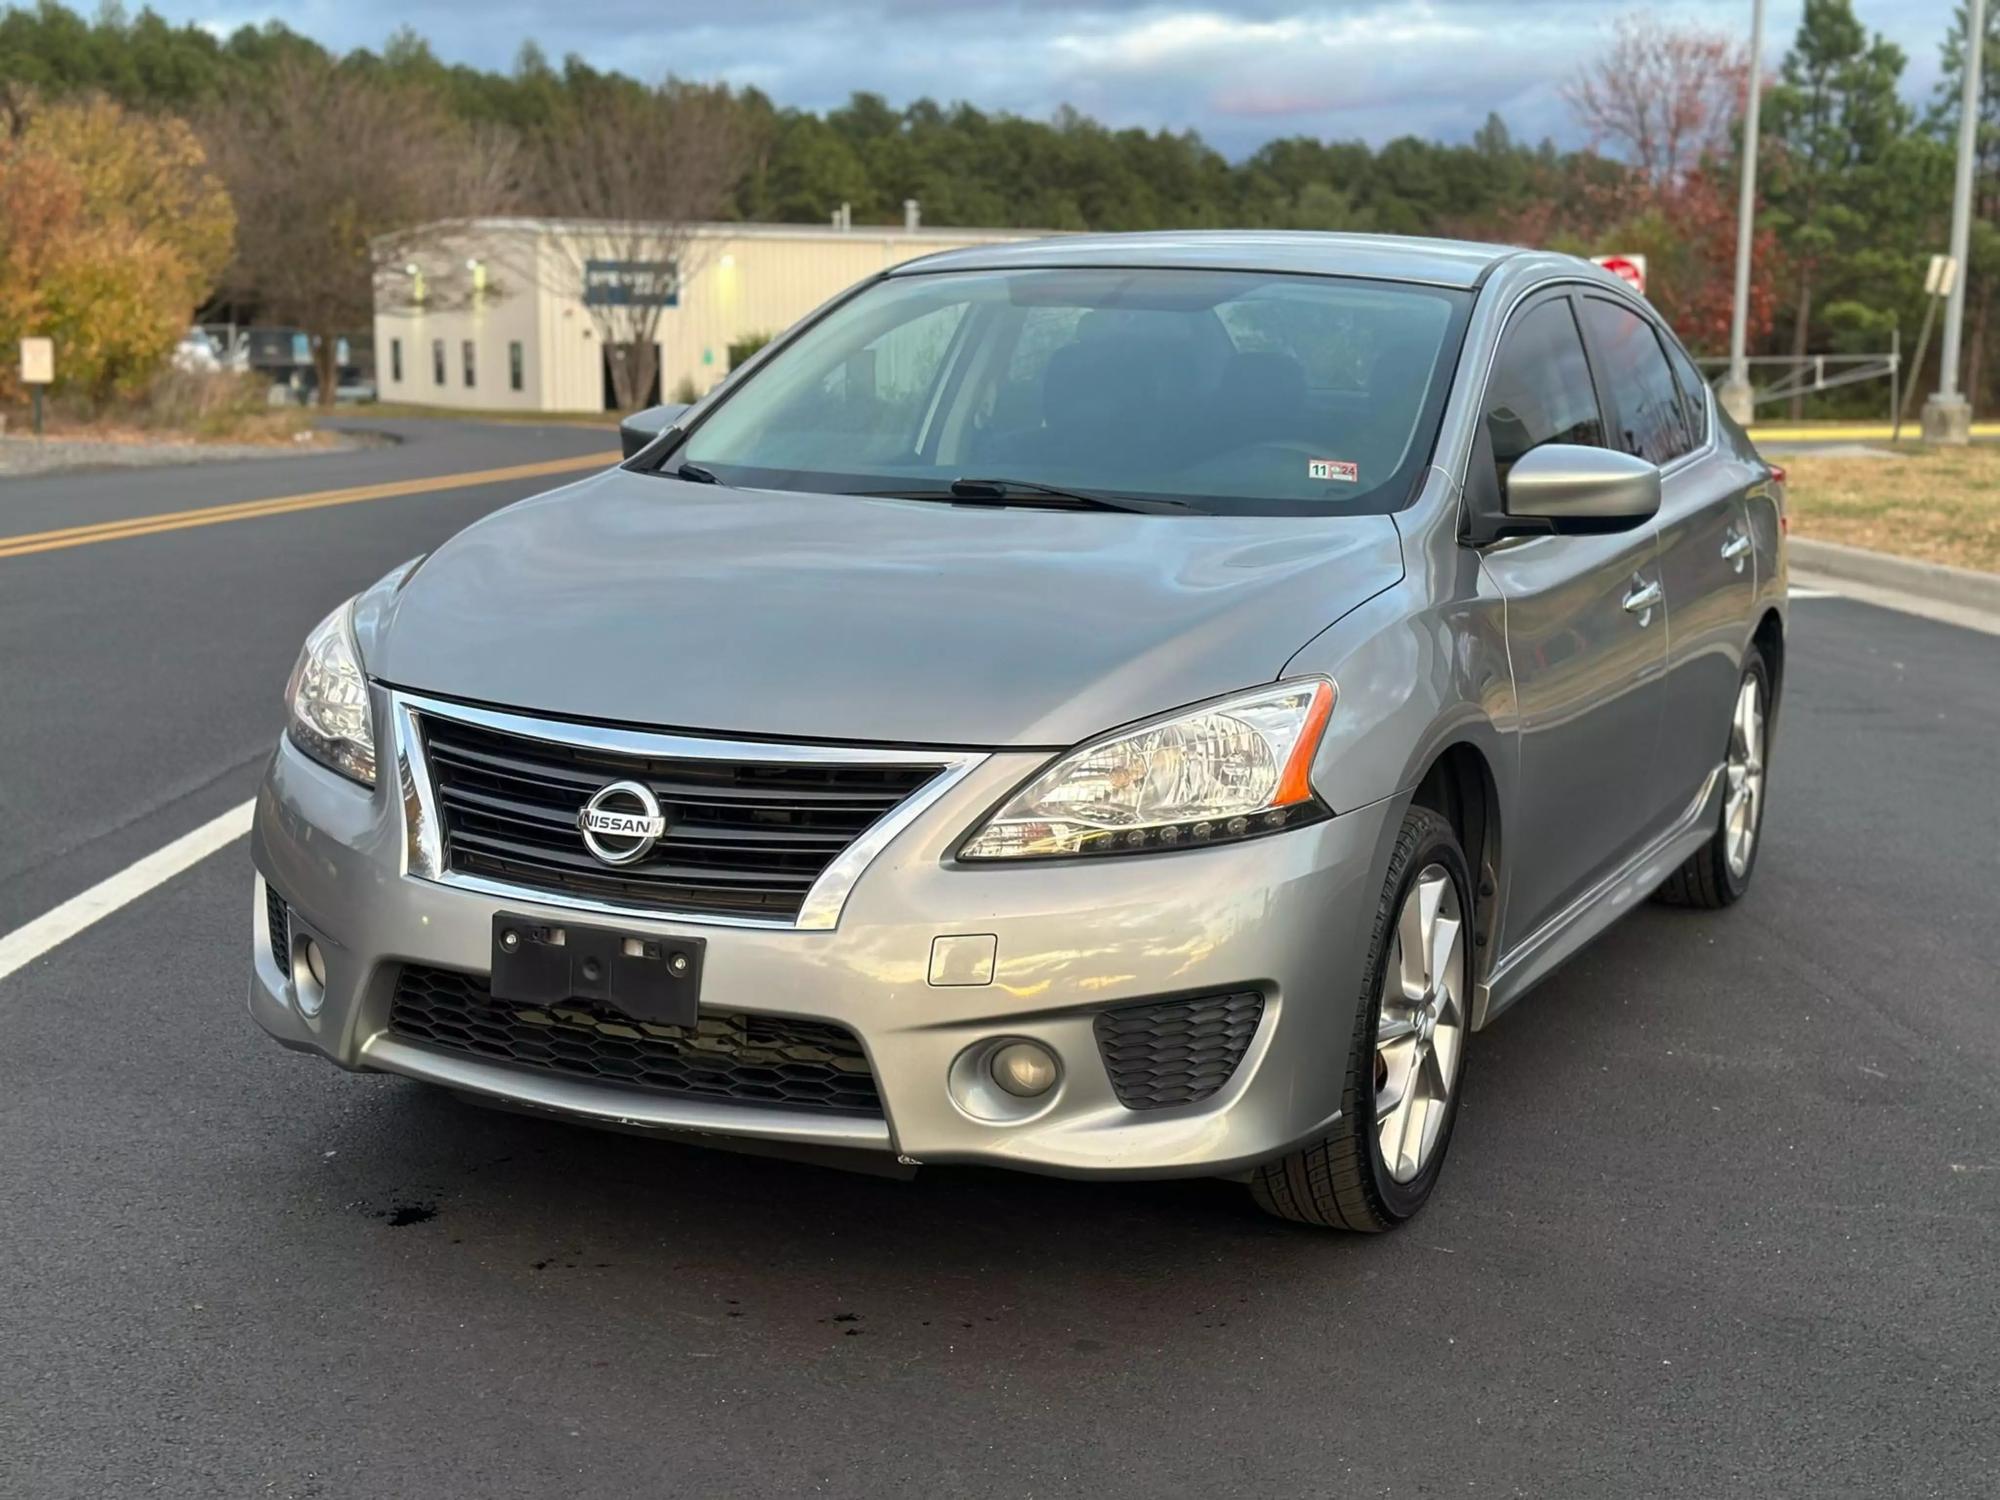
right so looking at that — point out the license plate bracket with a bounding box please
[489,913,704,1029]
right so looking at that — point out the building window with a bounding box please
[462,339,476,389]
[431,339,445,385]
[390,338,402,384]
[508,340,524,393]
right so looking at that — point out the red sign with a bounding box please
[1593,254,1648,296]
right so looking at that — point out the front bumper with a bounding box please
[250,730,1400,1179]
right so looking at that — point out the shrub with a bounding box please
[134,368,300,440]
[0,92,234,409]
[727,332,773,370]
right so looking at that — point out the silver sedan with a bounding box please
[251,232,1785,1230]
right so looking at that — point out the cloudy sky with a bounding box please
[156,0,1949,157]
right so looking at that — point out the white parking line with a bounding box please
[1789,585,1840,600]
[0,799,255,986]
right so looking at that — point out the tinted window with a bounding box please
[1662,336,1710,448]
[1580,297,1694,464]
[679,268,1471,516]
[390,338,402,384]
[509,340,524,392]
[1485,298,1604,478]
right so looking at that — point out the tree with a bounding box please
[1585,170,1782,355]
[22,91,233,289]
[1764,0,1910,414]
[201,58,515,405]
[517,80,750,410]
[0,90,233,405]
[1566,17,1754,185]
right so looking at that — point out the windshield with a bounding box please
[674,266,1472,515]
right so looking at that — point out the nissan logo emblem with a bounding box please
[576,779,667,866]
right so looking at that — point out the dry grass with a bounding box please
[1782,444,2000,574]
[130,370,317,443]
[1,370,320,447]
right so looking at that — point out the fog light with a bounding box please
[304,939,326,988]
[990,1041,1057,1098]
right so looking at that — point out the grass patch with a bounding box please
[1782,444,2000,574]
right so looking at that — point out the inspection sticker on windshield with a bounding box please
[1308,458,1359,483]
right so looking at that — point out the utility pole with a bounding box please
[1923,0,1987,444]
[1897,256,1956,439]
[1720,0,1768,427]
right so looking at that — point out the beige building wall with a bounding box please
[374,220,1038,415]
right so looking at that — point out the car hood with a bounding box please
[365,471,1403,747]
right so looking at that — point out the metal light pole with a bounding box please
[1923,0,1988,444]
[1720,0,1768,426]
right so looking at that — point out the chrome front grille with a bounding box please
[403,700,951,925]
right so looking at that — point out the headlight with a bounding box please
[960,679,1334,860]
[285,600,376,786]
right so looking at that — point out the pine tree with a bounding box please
[1765,0,1910,415]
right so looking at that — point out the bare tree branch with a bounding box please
[201,59,518,405]
[1566,18,1756,186]
[490,81,750,410]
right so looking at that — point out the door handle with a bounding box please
[1622,578,1663,618]
[1721,532,1752,563]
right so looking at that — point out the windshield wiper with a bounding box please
[952,477,1189,512]
[865,477,1187,513]
[672,462,723,485]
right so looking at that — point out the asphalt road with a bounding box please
[2,421,1996,1498]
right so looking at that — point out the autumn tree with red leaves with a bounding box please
[1556,20,1782,356]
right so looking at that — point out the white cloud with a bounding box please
[137,0,1948,157]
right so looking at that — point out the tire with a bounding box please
[1250,805,1473,1232]
[1655,648,1771,911]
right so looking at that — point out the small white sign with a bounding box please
[1308,458,1359,483]
[1925,254,1958,297]
[19,337,53,385]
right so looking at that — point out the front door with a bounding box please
[1576,294,1754,822]
[1474,292,1670,949]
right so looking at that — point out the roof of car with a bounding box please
[887,231,1523,288]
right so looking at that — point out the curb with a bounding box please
[1789,537,2000,614]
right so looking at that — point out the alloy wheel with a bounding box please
[1723,675,1766,879]
[1375,864,1467,1184]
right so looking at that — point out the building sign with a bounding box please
[19,336,53,385]
[584,260,679,308]
[1593,254,1647,296]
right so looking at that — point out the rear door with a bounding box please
[1577,295,1753,822]
[1476,290,1670,949]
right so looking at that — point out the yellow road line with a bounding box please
[1746,423,2000,441]
[0,450,618,560]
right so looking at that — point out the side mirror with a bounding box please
[1502,445,1660,534]
[618,403,691,459]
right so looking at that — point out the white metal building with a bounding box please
[373,218,1039,414]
